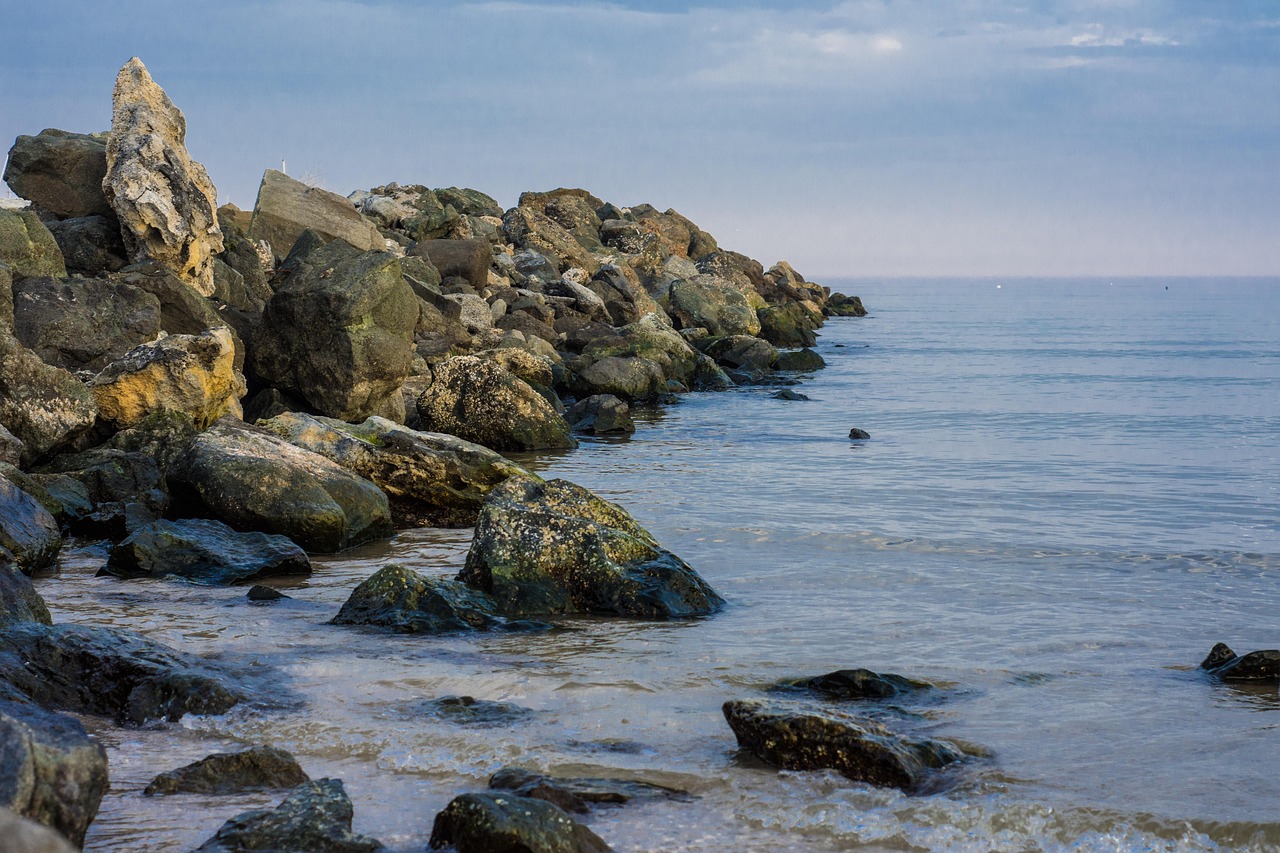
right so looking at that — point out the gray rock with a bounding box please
[565,395,634,435]
[849,427,871,440]
[0,424,18,468]
[666,275,762,338]
[435,187,503,218]
[332,564,541,634]
[144,745,310,796]
[103,518,310,585]
[11,275,161,372]
[502,207,600,275]
[248,169,383,260]
[429,792,610,853]
[571,357,666,402]
[45,215,128,276]
[0,565,52,628]
[195,778,383,853]
[0,334,98,466]
[3,129,112,219]
[410,238,490,291]
[37,448,168,540]
[488,767,687,814]
[774,348,826,372]
[776,668,929,699]
[703,335,778,373]
[771,389,810,401]
[1200,643,1280,684]
[115,261,247,368]
[0,209,66,280]
[0,474,61,576]
[827,292,867,317]
[0,806,78,853]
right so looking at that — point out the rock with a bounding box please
[771,389,810,401]
[502,207,600,275]
[115,261,247,366]
[519,188,605,251]
[0,334,98,465]
[11,275,161,372]
[0,209,66,280]
[0,622,242,724]
[195,779,383,853]
[3,129,112,219]
[576,313,697,387]
[1200,643,1280,684]
[565,395,634,435]
[332,564,544,634]
[144,745,309,796]
[827,293,867,317]
[410,238,491,290]
[428,792,611,853]
[103,518,310,585]
[722,698,964,792]
[0,565,52,627]
[251,239,415,422]
[45,215,128,276]
[443,292,496,335]
[666,276,762,338]
[435,187,503,219]
[248,169,383,259]
[774,348,826,372]
[0,424,22,467]
[416,356,575,452]
[37,448,168,540]
[849,427,871,440]
[0,806,78,853]
[757,303,818,348]
[583,265,662,327]
[169,419,392,553]
[488,767,687,814]
[258,413,532,528]
[418,695,535,727]
[0,699,109,847]
[247,585,288,602]
[572,356,666,402]
[460,477,724,619]
[777,669,928,699]
[90,328,245,429]
[0,475,61,576]
[103,58,224,296]
[703,335,778,373]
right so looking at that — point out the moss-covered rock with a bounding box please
[0,566,51,628]
[144,746,309,796]
[429,792,611,853]
[665,275,762,338]
[332,564,545,634]
[0,475,61,576]
[0,209,66,280]
[195,778,383,853]
[774,348,826,372]
[10,275,161,372]
[0,334,98,466]
[757,302,818,348]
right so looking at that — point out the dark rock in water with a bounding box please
[0,565,52,627]
[247,585,289,602]
[11,275,160,372]
[0,209,66,280]
[771,389,810,401]
[195,778,383,853]
[774,348,826,372]
[0,806,78,853]
[418,695,535,727]
[827,293,868,317]
[429,792,611,853]
[460,477,724,619]
[0,622,242,724]
[1200,643,1280,683]
[4,129,112,219]
[488,767,688,814]
[144,745,310,796]
[703,335,777,373]
[757,303,818,348]
[103,518,310,585]
[722,698,964,792]
[565,395,635,435]
[333,564,546,634]
[849,427,871,440]
[46,215,128,277]
[0,698,109,847]
[777,668,929,700]
[0,474,61,575]
[0,332,98,467]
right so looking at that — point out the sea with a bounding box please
[45,278,1280,852]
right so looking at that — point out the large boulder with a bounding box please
[721,699,964,792]
[144,745,309,796]
[248,169,383,259]
[0,475,61,576]
[502,206,600,275]
[0,210,66,280]
[3,129,113,219]
[0,335,98,465]
[666,275,762,338]
[826,292,867,317]
[565,395,634,436]
[168,419,392,553]
[258,413,532,528]
[89,328,245,429]
[575,313,698,386]
[518,188,605,251]
[1200,643,1280,684]
[195,778,383,853]
[459,477,724,619]
[0,622,242,724]
[0,699,109,847]
[429,792,610,853]
[332,564,543,634]
[251,239,415,423]
[582,265,662,328]
[0,806,78,853]
[45,215,128,277]
[103,518,310,585]
[115,261,247,365]
[103,58,224,296]
[416,357,576,452]
[11,275,161,372]
[571,355,666,402]
[410,238,491,290]
[757,302,818,348]
[703,335,778,374]
[37,448,168,540]
[0,566,51,628]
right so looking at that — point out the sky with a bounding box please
[2,1,1278,278]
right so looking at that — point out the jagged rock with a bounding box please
[0,424,21,467]
[0,699,109,847]
[0,210,66,281]
[37,448,168,540]
[695,250,767,305]
[1200,643,1280,684]
[410,238,490,290]
[460,477,723,619]
[103,58,224,296]
[502,207,600,275]
[0,622,242,723]
[0,806,78,853]
[251,239,415,423]
[10,275,161,372]
[258,413,532,528]
[168,419,392,553]
[416,356,575,452]
[774,348,825,372]
[827,293,867,317]
[333,564,545,634]
[703,335,778,373]
[722,698,964,792]
[45,215,128,276]
[103,518,310,585]
[436,187,503,218]
[583,265,662,327]
[0,334,98,465]
[776,668,929,700]
[114,261,246,367]
[3,129,112,219]
[144,745,310,796]
[195,779,383,853]
[666,275,762,338]
[519,189,605,251]
[761,261,827,313]
[429,792,610,853]
[757,302,818,347]
[488,767,687,814]
[90,328,245,429]
[0,566,51,627]
[565,395,634,435]
[0,475,61,576]
[248,169,382,259]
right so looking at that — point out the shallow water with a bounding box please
[41,278,1280,851]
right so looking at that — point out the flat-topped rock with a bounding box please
[248,169,383,259]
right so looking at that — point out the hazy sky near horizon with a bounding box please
[3,1,1278,278]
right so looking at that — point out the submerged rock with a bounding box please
[144,745,310,796]
[1200,643,1280,684]
[849,427,871,440]
[776,668,929,700]
[488,767,687,814]
[418,695,535,727]
[771,389,810,401]
[459,477,724,619]
[333,564,545,634]
[103,518,310,585]
[429,792,611,853]
[195,778,383,853]
[722,698,964,792]
[565,395,635,435]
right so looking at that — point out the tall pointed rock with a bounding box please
[103,57,223,296]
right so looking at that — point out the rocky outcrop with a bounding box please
[460,477,724,619]
[665,275,762,338]
[45,215,128,276]
[103,58,224,296]
[248,169,383,259]
[565,395,634,435]
[195,779,383,853]
[416,356,576,452]
[569,313,701,400]
[1200,643,1280,684]
[144,746,309,796]
[429,792,611,853]
[168,419,392,553]
[502,206,600,275]
[332,564,545,634]
[410,238,490,290]
[10,275,161,372]
[827,293,867,317]
[251,239,415,422]
[757,302,818,347]
[776,668,929,700]
[115,261,248,367]
[103,518,310,585]
[258,413,533,528]
[0,565,51,627]
[722,699,964,792]
[488,767,686,814]
[0,475,61,576]
[90,328,245,429]
[0,806,78,853]
[3,129,112,219]
[0,210,66,280]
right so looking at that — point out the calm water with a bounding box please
[43,278,1280,852]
